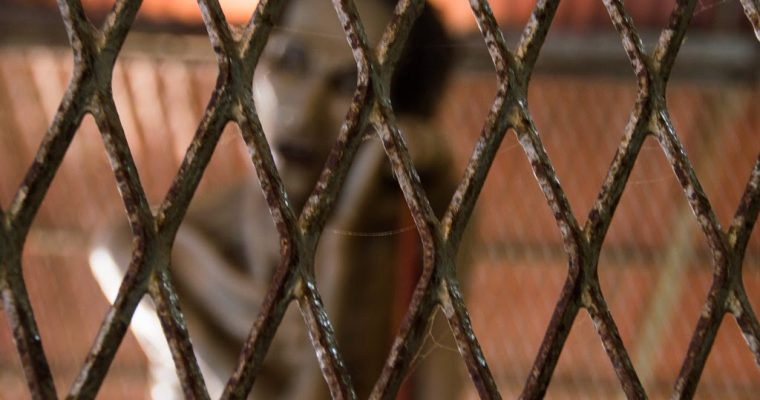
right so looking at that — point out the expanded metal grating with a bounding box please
[0,0,759,399]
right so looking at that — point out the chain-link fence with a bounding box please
[1,0,759,399]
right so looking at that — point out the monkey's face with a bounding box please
[253,1,391,212]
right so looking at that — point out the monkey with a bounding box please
[89,1,463,398]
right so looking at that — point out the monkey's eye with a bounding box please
[273,42,309,76]
[328,66,357,96]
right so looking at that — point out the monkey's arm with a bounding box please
[88,185,308,399]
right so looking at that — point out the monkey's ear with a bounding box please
[398,118,454,179]
[395,117,457,215]
[391,2,454,118]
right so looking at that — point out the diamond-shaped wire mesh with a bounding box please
[0,0,759,399]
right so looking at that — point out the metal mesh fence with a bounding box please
[445,73,760,398]
[0,0,759,399]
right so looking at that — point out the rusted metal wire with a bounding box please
[0,0,759,399]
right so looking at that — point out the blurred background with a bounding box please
[1,0,759,398]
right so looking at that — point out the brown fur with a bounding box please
[90,2,464,398]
